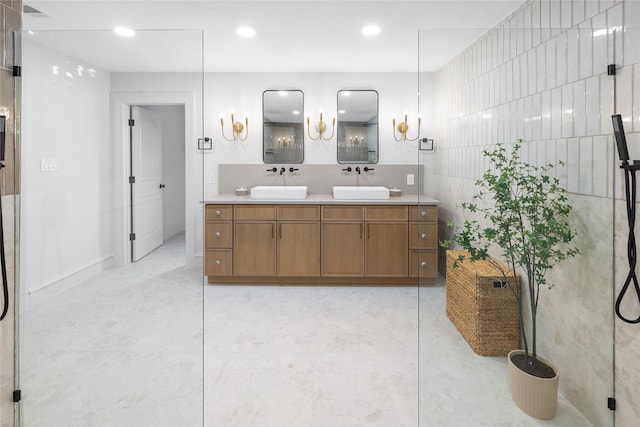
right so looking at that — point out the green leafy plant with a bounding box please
[442,141,579,377]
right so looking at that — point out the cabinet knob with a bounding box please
[421,211,427,217]
[215,260,221,266]
[215,210,221,216]
[215,231,222,238]
[421,261,427,267]
[421,233,427,239]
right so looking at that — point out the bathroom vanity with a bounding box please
[204,195,439,285]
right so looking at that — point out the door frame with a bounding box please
[111,92,197,267]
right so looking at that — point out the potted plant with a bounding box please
[443,141,579,419]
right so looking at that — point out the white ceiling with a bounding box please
[23,1,525,73]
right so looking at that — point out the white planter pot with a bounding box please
[508,349,559,420]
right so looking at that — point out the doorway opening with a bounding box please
[129,104,186,262]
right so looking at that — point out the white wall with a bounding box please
[21,40,114,310]
[146,105,186,240]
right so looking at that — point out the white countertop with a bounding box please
[205,194,440,205]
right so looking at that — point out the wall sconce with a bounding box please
[307,111,335,141]
[392,113,421,142]
[220,112,248,142]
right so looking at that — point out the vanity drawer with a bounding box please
[409,222,438,249]
[205,250,233,276]
[409,206,438,222]
[409,250,438,278]
[278,205,320,220]
[234,205,277,221]
[322,205,364,221]
[205,222,233,248]
[365,206,408,221]
[206,205,233,221]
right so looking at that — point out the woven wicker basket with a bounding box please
[446,250,520,356]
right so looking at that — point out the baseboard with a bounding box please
[26,255,113,310]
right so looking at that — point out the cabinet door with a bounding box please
[322,222,364,276]
[234,222,276,276]
[366,222,408,277]
[278,222,320,277]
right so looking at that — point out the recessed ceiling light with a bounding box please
[237,27,256,37]
[114,27,135,37]
[279,91,288,96]
[362,25,380,36]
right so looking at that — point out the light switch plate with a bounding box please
[41,158,58,172]
[407,173,415,185]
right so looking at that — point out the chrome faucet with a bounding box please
[355,166,361,175]
[280,167,286,175]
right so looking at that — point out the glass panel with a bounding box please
[418,25,614,426]
[263,90,304,164]
[20,29,205,425]
[337,90,379,163]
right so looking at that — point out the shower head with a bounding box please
[612,114,630,164]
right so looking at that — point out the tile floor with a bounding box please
[20,233,593,426]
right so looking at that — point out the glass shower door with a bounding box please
[418,24,615,426]
[19,29,205,425]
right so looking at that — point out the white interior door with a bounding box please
[131,105,163,261]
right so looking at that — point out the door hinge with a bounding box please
[13,390,21,403]
[128,119,135,126]
[608,397,616,410]
[129,176,135,184]
[129,233,136,241]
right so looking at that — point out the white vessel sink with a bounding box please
[333,186,390,200]
[250,185,308,200]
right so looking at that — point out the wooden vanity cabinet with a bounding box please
[205,203,438,284]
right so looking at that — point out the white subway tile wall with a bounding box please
[435,1,637,199]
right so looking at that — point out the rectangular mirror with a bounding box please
[337,90,379,164]
[263,90,304,164]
